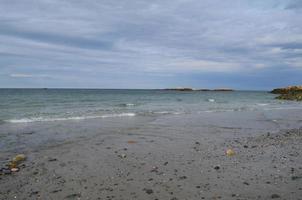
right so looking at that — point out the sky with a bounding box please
[0,0,302,90]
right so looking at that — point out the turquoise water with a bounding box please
[0,89,301,123]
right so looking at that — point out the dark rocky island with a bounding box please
[164,88,234,92]
[271,86,302,101]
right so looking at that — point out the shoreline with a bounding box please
[1,110,302,199]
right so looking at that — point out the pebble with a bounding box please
[143,188,153,194]
[2,168,12,175]
[226,149,235,156]
[48,158,57,162]
[271,194,280,198]
[214,166,220,170]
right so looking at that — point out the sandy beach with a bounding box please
[1,109,302,200]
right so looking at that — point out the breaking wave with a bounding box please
[6,113,136,123]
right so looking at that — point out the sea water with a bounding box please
[0,89,301,124]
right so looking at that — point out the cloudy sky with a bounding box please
[0,0,301,89]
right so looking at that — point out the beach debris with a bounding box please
[226,149,235,156]
[143,188,153,194]
[127,140,137,144]
[208,98,215,102]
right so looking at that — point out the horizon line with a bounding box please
[0,87,271,91]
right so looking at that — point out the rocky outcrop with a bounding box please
[164,88,234,92]
[164,88,194,91]
[271,86,302,101]
[213,88,234,91]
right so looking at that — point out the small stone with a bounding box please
[226,149,235,156]
[65,193,81,199]
[164,162,168,166]
[291,176,302,180]
[11,168,19,172]
[179,176,187,180]
[243,145,248,148]
[150,166,158,172]
[48,158,57,162]
[243,181,249,185]
[12,154,26,163]
[143,188,153,194]
[119,154,127,158]
[271,194,280,198]
[214,166,220,170]
[2,168,11,175]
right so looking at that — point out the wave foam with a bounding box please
[6,113,136,123]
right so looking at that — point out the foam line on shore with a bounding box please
[6,113,136,123]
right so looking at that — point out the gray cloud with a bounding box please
[0,0,301,89]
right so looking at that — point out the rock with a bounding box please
[65,193,81,199]
[164,88,194,91]
[1,168,12,175]
[226,149,235,156]
[271,194,280,198]
[8,154,26,169]
[214,166,220,170]
[150,166,158,172]
[213,88,234,91]
[119,154,127,158]
[271,86,302,94]
[271,86,302,101]
[291,176,302,180]
[12,154,26,163]
[143,188,153,194]
[48,158,57,162]
[179,176,187,180]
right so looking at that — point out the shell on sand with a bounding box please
[10,168,19,172]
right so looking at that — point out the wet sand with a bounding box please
[1,110,302,200]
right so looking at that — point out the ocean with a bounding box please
[0,89,301,124]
